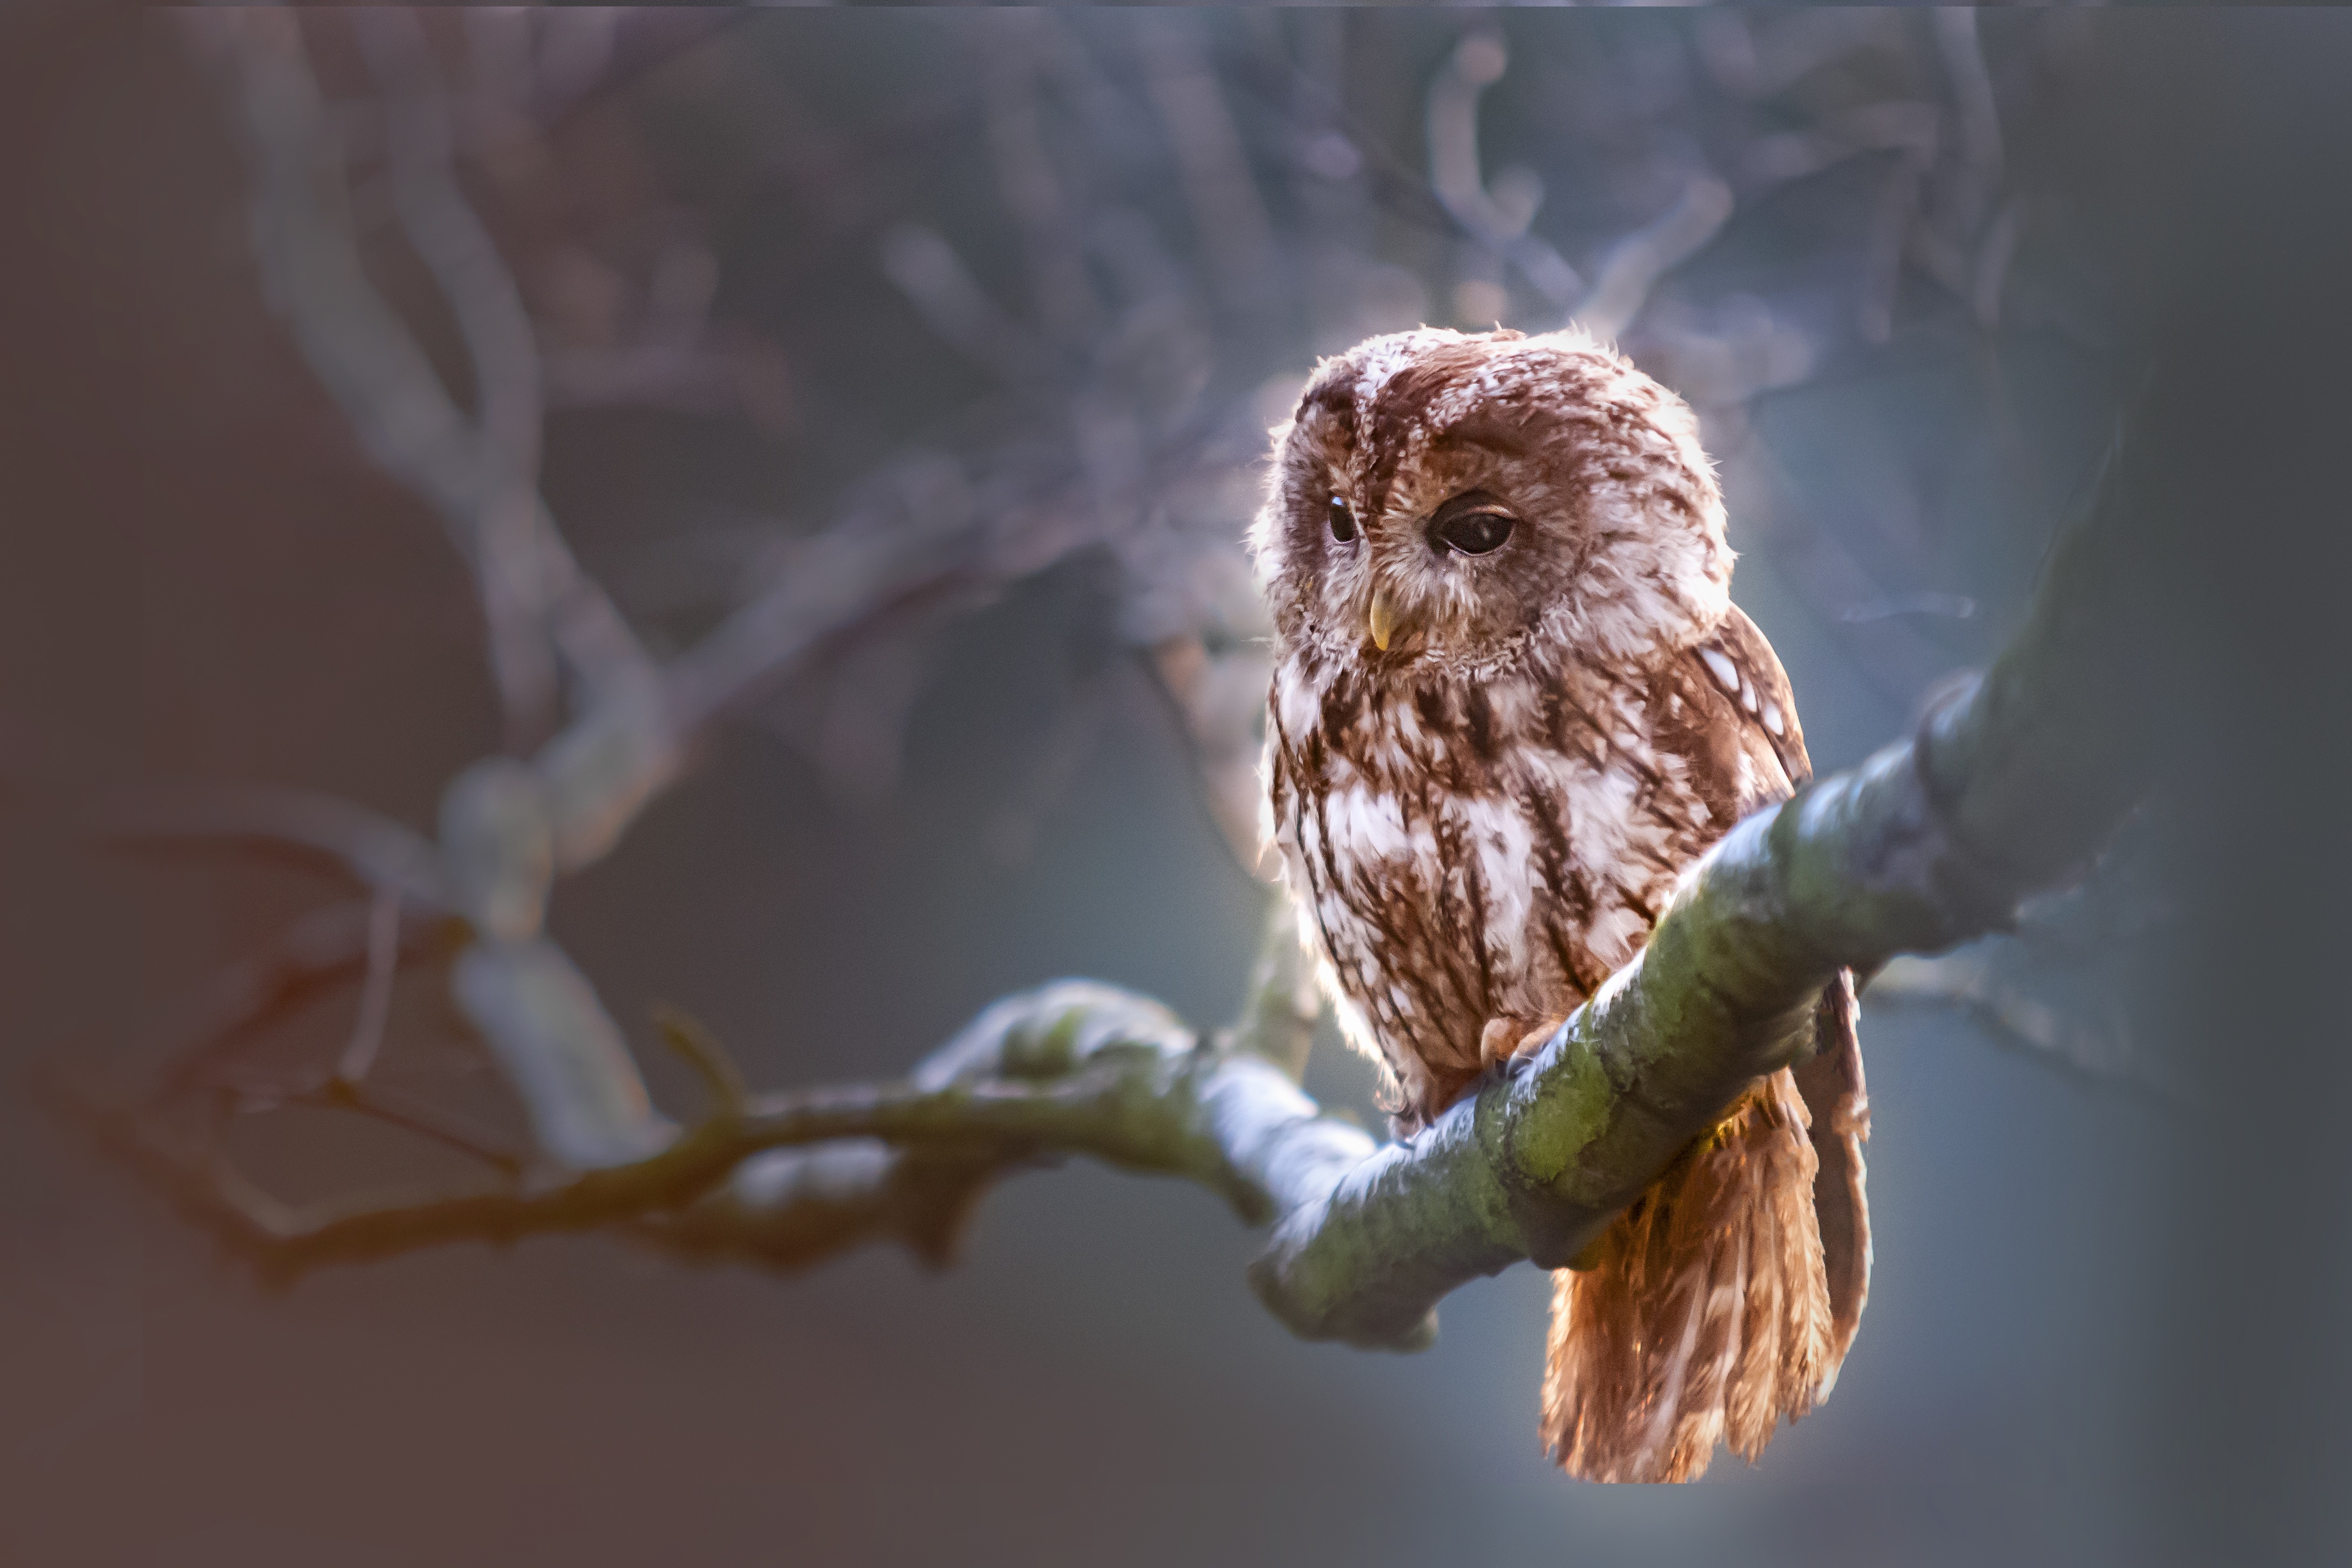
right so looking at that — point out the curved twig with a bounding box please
[94,784,450,908]
[145,898,453,1098]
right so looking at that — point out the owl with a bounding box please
[1251,327,1870,1484]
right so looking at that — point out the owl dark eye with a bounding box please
[1430,492,1515,557]
[1327,494,1358,544]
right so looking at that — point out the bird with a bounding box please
[1250,325,1870,1484]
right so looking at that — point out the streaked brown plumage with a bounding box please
[1250,327,1869,1483]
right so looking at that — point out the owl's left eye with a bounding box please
[1430,492,1515,557]
[1327,494,1358,544]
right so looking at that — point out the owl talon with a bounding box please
[1479,1016,1569,1077]
[1477,1017,1524,1073]
[1517,1018,1567,1061]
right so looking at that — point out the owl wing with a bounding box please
[1672,602,1813,815]
[1659,605,1873,1376]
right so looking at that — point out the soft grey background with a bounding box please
[4,9,2344,1567]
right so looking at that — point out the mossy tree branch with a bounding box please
[79,427,2156,1346]
[1252,424,2160,1347]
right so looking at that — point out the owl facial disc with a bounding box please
[1250,326,1733,676]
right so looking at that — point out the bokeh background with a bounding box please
[3,8,2348,1567]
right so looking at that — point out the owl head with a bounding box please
[1250,328,1731,679]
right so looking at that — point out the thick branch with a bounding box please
[82,397,2162,1359]
[77,975,1371,1289]
[1250,432,2160,1347]
[83,431,2157,1331]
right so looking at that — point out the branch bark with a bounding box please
[65,974,1373,1292]
[80,422,2157,1341]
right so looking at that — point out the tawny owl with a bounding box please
[1251,327,1870,1484]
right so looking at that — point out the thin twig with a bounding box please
[296,1078,527,1176]
[1576,174,1734,343]
[652,1005,750,1118]
[152,900,448,1099]
[1932,7,2006,247]
[1139,14,1280,317]
[93,784,449,908]
[1864,954,2179,1106]
[354,9,558,751]
[196,10,655,711]
[1424,32,1583,311]
[335,885,404,1084]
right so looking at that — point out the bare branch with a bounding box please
[662,481,1108,736]
[1865,953,2180,1105]
[1139,15,1281,318]
[449,936,673,1170]
[1860,150,1929,345]
[1973,197,2025,327]
[627,1142,1007,1275]
[984,17,1102,347]
[1932,7,2006,246]
[74,979,1373,1289]
[95,784,449,908]
[1226,896,1322,1081]
[148,900,450,1099]
[1575,174,1734,344]
[352,9,558,750]
[191,9,655,719]
[334,886,404,1083]
[1426,32,1536,248]
[653,1006,751,1119]
[1424,32,1584,313]
[877,224,1042,380]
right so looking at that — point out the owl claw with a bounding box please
[1479,1016,1569,1078]
[1478,1017,1523,1073]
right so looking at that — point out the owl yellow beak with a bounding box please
[1369,588,1403,651]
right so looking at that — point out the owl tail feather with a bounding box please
[1540,1065,1838,1484]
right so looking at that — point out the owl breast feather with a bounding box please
[1266,650,1718,1125]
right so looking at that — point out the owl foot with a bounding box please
[1479,1015,1570,1077]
